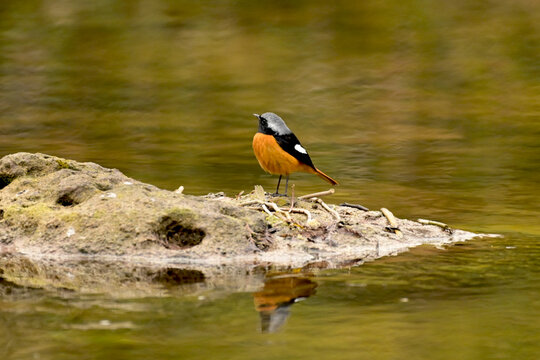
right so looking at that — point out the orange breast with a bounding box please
[252,133,312,175]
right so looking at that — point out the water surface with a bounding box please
[0,1,539,359]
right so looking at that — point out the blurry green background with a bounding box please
[0,1,539,359]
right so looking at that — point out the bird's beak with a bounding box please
[253,113,260,119]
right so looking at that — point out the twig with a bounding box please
[235,190,244,200]
[418,218,450,230]
[284,211,292,222]
[289,184,295,212]
[239,200,259,206]
[281,207,312,223]
[174,186,184,194]
[261,204,274,217]
[340,202,369,211]
[245,224,256,247]
[264,201,281,213]
[260,204,287,223]
[381,208,403,238]
[242,199,313,225]
[266,201,292,223]
[316,198,341,221]
[298,188,335,200]
[244,200,291,223]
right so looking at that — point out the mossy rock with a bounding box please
[0,152,485,272]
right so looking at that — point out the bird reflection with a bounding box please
[253,273,318,333]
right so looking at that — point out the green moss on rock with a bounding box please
[55,159,77,171]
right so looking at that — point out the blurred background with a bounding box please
[0,1,539,359]
[1,0,539,232]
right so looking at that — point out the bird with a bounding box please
[252,112,338,195]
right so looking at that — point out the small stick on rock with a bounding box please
[284,208,316,226]
[261,204,274,217]
[298,188,335,200]
[280,207,312,223]
[418,219,450,230]
[264,201,281,213]
[381,208,403,238]
[340,202,369,211]
[235,190,244,200]
[261,204,288,223]
[249,200,292,224]
[289,184,295,212]
[316,198,341,221]
[266,202,292,223]
[282,209,293,223]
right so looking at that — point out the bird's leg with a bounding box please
[274,175,282,195]
[271,175,289,197]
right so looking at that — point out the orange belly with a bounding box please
[252,133,313,175]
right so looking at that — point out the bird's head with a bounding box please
[253,112,292,135]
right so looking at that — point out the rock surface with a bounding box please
[0,152,487,293]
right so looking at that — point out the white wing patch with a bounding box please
[294,144,307,154]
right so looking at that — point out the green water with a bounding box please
[1,1,539,359]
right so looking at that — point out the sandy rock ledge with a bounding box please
[0,152,489,293]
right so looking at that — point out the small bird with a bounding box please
[252,112,338,195]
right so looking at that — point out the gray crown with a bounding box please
[260,112,292,135]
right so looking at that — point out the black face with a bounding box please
[257,115,274,135]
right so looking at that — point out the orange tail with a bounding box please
[313,168,338,185]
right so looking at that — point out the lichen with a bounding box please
[3,203,53,220]
[165,207,198,223]
[92,209,107,219]
[60,212,81,224]
[55,159,77,170]
[265,214,283,226]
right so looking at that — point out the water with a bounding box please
[1,1,539,359]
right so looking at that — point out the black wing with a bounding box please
[274,133,316,169]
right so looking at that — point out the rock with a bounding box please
[0,152,490,293]
[0,152,268,257]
